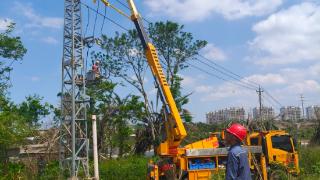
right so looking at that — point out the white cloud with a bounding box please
[0,18,13,31]
[195,85,214,93]
[286,80,320,93]
[42,36,58,44]
[309,63,320,76]
[201,44,227,61]
[14,2,63,29]
[245,73,286,85]
[144,0,283,21]
[249,2,320,65]
[197,82,252,102]
[180,74,207,87]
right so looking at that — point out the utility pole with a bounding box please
[92,115,99,180]
[300,94,305,120]
[256,86,266,130]
[256,86,264,119]
[60,0,90,178]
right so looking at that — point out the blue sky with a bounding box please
[0,0,319,122]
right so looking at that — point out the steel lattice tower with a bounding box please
[60,0,89,178]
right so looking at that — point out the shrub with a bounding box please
[99,156,148,180]
[299,147,320,175]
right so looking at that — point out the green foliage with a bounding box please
[183,122,225,145]
[0,96,33,149]
[0,23,27,60]
[211,170,225,180]
[87,81,145,157]
[0,162,28,180]
[17,94,53,126]
[38,161,63,180]
[148,21,207,122]
[95,21,207,154]
[99,156,148,180]
[299,147,320,175]
[0,22,26,95]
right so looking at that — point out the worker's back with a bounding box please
[226,144,252,180]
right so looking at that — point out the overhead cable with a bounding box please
[80,1,129,32]
[264,90,283,107]
[196,57,258,90]
[197,54,260,88]
[185,61,256,91]
[114,0,152,24]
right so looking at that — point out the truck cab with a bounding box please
[248,130,300,175]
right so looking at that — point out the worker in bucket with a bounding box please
[224,123,251,180]
[92,60,101,78]
[92,60,100,73]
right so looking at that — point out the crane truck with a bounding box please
[97,0,268,179]
[96,0,299,179]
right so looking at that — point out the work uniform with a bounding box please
[226,143,251,180]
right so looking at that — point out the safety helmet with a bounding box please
[226,123,247,141]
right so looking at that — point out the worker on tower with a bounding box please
[224,123,251,180]
[92,60,101,78]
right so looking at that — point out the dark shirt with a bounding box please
[226,143,251,180]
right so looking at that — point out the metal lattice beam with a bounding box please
[59,0,89,178]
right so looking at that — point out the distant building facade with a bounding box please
[206,107,245,124]
[280,106,301,121]
[252,107,275,120]
[306,105,320,120]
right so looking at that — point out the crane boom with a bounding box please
[96,0,187,154]
[126,0,187,154]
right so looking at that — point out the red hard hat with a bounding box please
[226,123,247,141]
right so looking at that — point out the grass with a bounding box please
[99,156,148,180]
[1,147,320,179]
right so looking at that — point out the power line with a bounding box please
[92,0,100,38]
[100,6,107,36]
[197,54,284,108]
[196,57,258,90]
[262,94,280,109]
[264,90,282,107]
[185,61,256,91]
[80,1,129,32]
[197,54,260,87]
[84,6,90,37]
[113,0,152,24]
[84,0,285,108]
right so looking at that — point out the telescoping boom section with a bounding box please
[97,0,187,155]
[127,0,187,155]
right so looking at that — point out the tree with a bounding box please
[0,96,32,174]
[148,21,207,121]
[87,81,145,157]
[0,22,29,174]
[0,22,27,95]
[311,109,320,145]
[17,94,53,126]
[95,21,207,153]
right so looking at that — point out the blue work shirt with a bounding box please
[226,143,252,180]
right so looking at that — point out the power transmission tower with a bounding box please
[300,94,305,120]
[59,0,90,178]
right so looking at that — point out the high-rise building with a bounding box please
[306,105,320,120]
[280,106,301,121]
[252,107,275,120]
[206,107,245,124]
